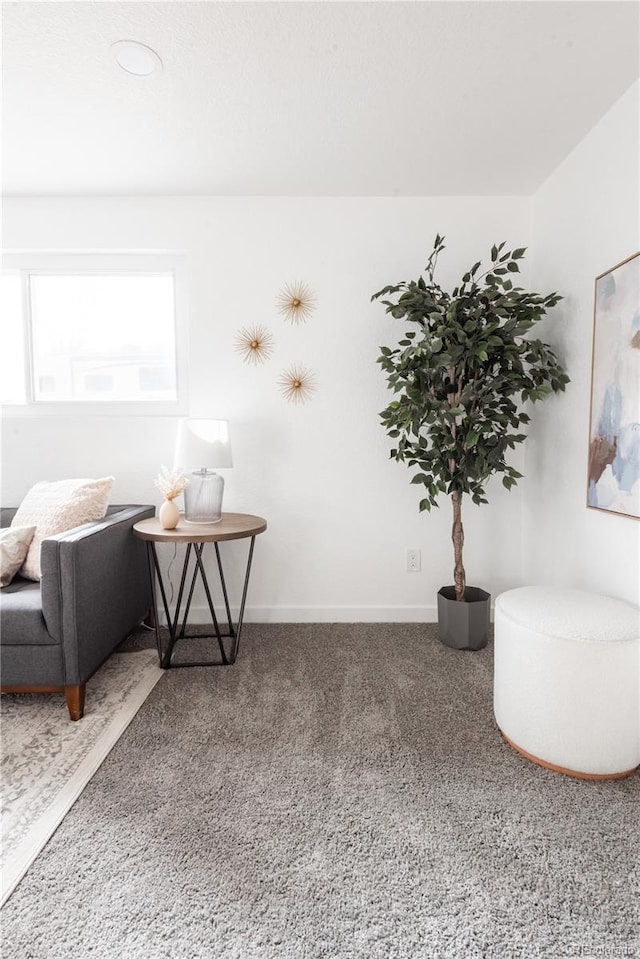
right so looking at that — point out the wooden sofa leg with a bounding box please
[65,684,86,721]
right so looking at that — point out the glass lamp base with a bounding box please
[183,470,224,524]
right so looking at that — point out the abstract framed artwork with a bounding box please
[587,252,640,519]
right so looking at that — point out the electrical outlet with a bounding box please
[406,548,421,572]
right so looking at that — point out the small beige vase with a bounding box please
[159,498,180,530]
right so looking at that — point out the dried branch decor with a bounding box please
[234,324,275,365]
[278,364,317,405]
[276,282,317,325]
[154,466,188,501]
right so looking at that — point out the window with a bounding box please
[1,254,186,414]
[0,270,25,405]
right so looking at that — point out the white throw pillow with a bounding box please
[0,525,37,587]
[11,477,114,581]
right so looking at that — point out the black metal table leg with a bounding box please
[193,542,228,664]
[231,536,256,662]
[214,542,235,643]
[145,535,258,669]
[146,541,164,665]
[161,543,194,668]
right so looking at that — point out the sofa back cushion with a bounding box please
[11,477,114,581]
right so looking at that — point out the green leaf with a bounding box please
[371,233,569,530]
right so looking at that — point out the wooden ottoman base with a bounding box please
[500,730,638,782]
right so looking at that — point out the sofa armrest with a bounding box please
[40,505,155,683]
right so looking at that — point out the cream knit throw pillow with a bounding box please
[0,525,36,587]
[11,477,114,581]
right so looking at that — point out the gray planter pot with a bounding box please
[437,586,490,651]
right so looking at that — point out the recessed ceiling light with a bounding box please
[111,40,162,77]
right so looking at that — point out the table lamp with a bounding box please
[174,419,233,523]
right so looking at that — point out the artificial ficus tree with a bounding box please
[372,236,569,602]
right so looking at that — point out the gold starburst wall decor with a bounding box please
[276,282,317,325]
[278,364,317,405]
[234,324,275,365]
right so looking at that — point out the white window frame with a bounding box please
[1,252,188,416]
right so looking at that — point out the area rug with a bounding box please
[1,649,162,905]
[1,625,639,958]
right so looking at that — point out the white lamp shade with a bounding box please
[174,419,233,470]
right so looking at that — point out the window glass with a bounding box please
[29,273,177,402]
[0,271,26,404]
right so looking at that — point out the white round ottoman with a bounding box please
[494,586,639,780]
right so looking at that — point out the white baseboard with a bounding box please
[160,602,498,624]
[161,604,440,624]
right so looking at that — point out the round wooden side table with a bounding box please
[133,513,267,668]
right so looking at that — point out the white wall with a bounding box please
[526,81,640,605]
[2,196,531,620]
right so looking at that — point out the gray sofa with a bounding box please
[0,504,155,720]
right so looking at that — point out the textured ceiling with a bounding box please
[2,1,639,197]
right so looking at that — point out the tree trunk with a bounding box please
[451,492,466,602]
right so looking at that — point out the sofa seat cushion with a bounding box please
[0,579,56,646]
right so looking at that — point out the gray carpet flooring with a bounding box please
[2,624,638,959]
